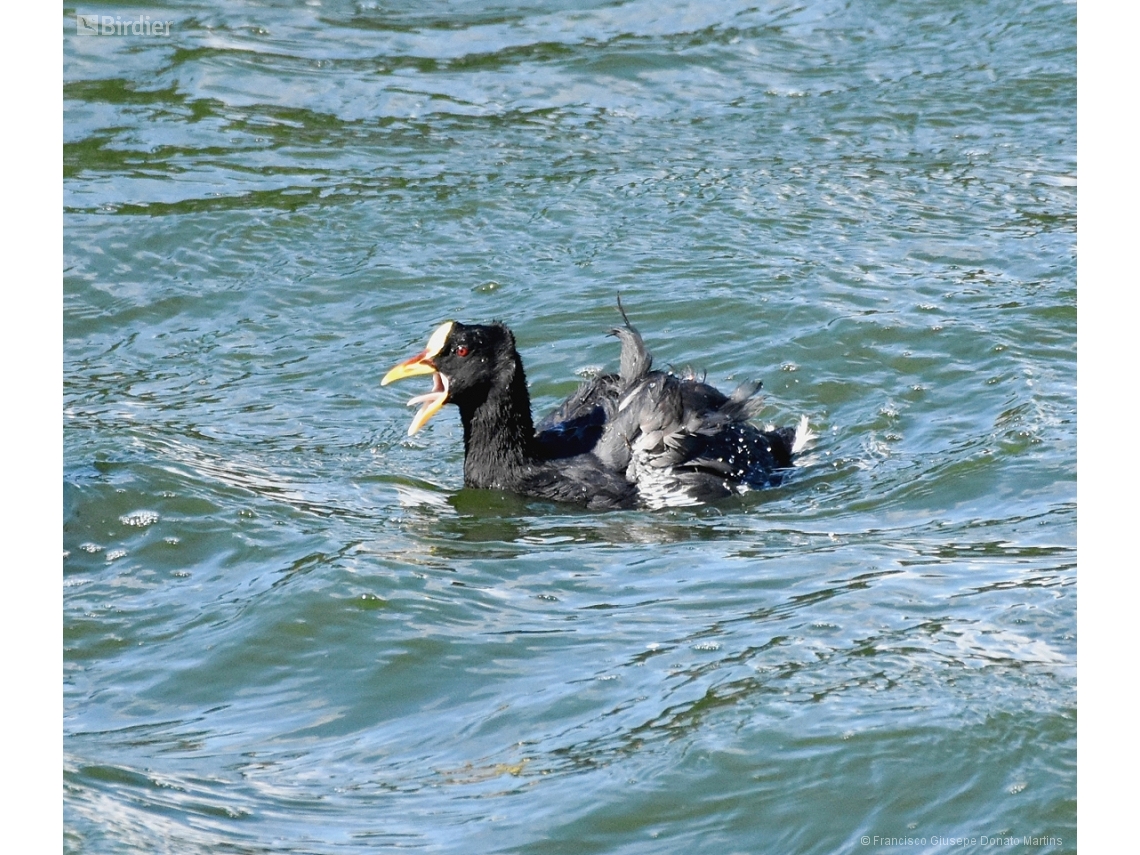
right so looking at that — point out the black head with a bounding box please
[430,321,520,404]
[382,320,524,434]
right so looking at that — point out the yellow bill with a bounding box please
[382,322,454,435]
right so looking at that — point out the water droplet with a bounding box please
[120,510,159,527]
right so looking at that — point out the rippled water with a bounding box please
[64,1,1075,852]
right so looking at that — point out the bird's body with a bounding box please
[382,308,810,510]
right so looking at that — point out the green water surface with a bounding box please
[64,1,1076,852]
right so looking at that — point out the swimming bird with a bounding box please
[382,305,811,510]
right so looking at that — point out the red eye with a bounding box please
[456,345,469,357]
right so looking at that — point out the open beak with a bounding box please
[382,322,454,435]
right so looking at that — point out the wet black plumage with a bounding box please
[382,307,809,510]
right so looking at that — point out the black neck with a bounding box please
[458,359,536,489]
